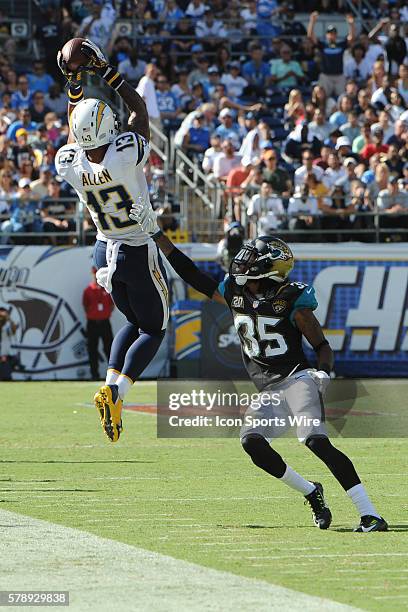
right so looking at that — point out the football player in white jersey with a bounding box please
[55,40,168,443]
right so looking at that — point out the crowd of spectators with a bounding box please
[1,1,408,242]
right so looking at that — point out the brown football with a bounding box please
[60,37,88,72]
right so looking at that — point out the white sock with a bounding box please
[280,466,316,495]
[347,483,380,518]
[116,374,133,400]
[105,368,120,386]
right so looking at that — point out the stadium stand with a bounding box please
[0,0,408,244]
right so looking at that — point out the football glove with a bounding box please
[310,370,331,396]
[129,199,162,238]
[80,39,109,71]
[57,50,83,82]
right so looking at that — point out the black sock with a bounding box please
[306,436,361,490]
[241,434,287,478]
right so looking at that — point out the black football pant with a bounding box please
[87,319,113,380]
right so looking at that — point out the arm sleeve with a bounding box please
[289,286,318,326]
[166,247,219,298]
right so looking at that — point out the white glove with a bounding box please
[129,199,162,237]
[310,370,331,396]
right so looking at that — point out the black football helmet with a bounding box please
[230,236,294,285]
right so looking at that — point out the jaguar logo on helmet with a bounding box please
[230,235,294,285]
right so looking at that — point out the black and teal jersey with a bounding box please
[218,276,318,390]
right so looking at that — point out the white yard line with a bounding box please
[0,509,359,612]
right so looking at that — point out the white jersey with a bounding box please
[55,131,151,246]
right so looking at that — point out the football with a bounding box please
[60,37,88,72]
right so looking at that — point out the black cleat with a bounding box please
[304,482,332,529]
[354,515,388,532]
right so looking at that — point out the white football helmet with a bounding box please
[70,98,118,150]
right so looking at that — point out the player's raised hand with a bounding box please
[80,39,109,72]
[129,199,162,238]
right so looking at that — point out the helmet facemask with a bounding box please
[230,239,294,285]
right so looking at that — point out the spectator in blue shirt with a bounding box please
[6,109,38,141]
[182,113,210,161]
[156,74,182,132]
[26,60,54,95]
[1,178,42,242]
[11,75,32,110]
[215,108,241,149]
[163,0,184,32]
[242,43,270,96]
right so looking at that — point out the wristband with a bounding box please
[68,82,84,106]
[101,65,124,91]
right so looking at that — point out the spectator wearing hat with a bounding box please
[213,139,242,182]
[269,44,304,89]
[247,181,285,237]
[185,0,208,20]
[118,48,146,87]
[83,267,114,381]
[172,16,196,55]
[39,177,75,243]
[242,43,270,95]
[335,136,356,163]
[182,113,210,161]
[206,65,221,98]
[30,165,52,199]
[6,109,37,141]
[215,108,241,150]
[281,3,306,44]
[221,62,248,100]
[360,125,389,161]
[336,157,360,194]
[287,179,321,241]
[261,149,292,197]
[9,128,35,170]
[195,7,227,52]
[308,12,356,98]
[377,175,408,240]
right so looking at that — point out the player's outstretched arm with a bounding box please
[80,40,150,141]
[129,203,224,302]
[294,308,334,374]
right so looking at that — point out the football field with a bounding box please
[1,381,407,611]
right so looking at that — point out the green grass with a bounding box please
[1,381,408,611]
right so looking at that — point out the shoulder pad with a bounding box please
[56,145,79,167]
[275,281,309,303]
[114,131,148,165]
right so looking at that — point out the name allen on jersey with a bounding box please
[55,131,150,246]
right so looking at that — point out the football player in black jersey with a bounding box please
[130,204,388,533]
